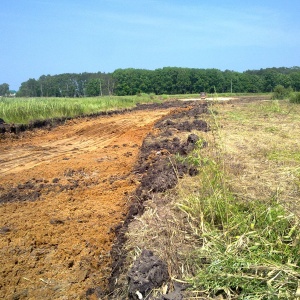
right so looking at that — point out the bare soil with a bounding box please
[0,104,185,299]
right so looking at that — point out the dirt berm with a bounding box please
[106,101,209,300]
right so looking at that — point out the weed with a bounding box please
[289,92,300,104]
[264,126,280,134]
[179,150,300,298]
[272,85,293,100]
[258,100,282,113]
[227,111,246,122]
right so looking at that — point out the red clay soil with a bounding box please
[0,109,172,299]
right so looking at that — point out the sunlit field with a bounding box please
[0,93,269,124]
[0,94,164,124]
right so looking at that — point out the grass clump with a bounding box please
[267,149,300,163]
[178,152,300,299]
[289,92,300,104]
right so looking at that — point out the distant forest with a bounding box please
[14,66,300,97]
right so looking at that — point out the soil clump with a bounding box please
[127,250,169,300]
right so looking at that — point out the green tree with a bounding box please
[15,66,300,97]
[223,70,242,93]
[263,71,280,92]
[0,83,9,96]
[155,68,174,94]
[192,69,208,93]
[205,69,225,93]
[176,68,192,94]
[85,78,102,96]
[17,79,39,97]
[272,85,292,99]
[290,72,300,91]
[277,73,292,88]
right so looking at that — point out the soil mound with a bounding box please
[108,102,209,299]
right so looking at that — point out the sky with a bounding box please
[1,0,300,90]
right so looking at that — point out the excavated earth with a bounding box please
[0,100,209,300]
[109,102,210,300]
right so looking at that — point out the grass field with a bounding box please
[0,94,164,124]
[0,93,270,124]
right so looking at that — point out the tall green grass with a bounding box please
[0,94,163,124]
[179,150,300,299]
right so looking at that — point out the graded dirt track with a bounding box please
[0,108,175,299]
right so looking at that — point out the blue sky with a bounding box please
[1,0,300,90]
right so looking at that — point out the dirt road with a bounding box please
[0,108,172,299]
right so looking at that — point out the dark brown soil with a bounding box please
[127,250,169,300]
[108,102,209,299]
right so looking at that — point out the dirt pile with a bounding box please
[109,102,209,299]
[134,104,209,208]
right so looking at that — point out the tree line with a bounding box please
[112,67,300,95]
[15,72,114,97]
[6,66,300,97]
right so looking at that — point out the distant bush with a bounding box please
[149,93,156,99]
[289,92,300,104]
[160,94,169,100]
[271,85,293,100]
